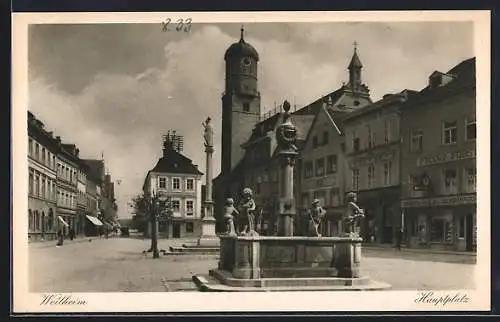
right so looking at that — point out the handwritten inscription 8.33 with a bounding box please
[161,18,192,32]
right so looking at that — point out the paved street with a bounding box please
[29,237,476,292]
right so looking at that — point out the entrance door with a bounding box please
[466,213,473,251]
[173,223,181,238]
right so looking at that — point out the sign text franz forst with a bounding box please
[401,194,476,208]
[416,149,475,167]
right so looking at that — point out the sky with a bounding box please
[28,22,474,218]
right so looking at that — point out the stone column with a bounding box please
[275,100,299,237]
[198,117,219,246]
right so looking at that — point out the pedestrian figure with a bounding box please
[223,198,239,235]
[307,199,326,237]
[69,226,75,241]
[396,228,403,251]
[56,229,64,246]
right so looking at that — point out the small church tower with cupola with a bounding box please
[221,26,261,176]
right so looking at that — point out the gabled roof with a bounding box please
[404,57,475,108]
[150,148,203,176]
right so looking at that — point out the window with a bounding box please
[34,173,40,197]
[28,170,34,195]
[186,200,194,216]
[304,161,313,178]
[301,193,309,207]
[52,182,56,200]
[42,148,46,164]
[384,119,390,143]
[322,131,329,145]
[442,121,457,145]
[430,216,453,244]
[35,143,39,159]
[313,190,326,206]
[366,125,373,149]
[29,138,33,156]
[459,216,465,238]
[312,136,318,148]
[172,178,181,190]
[384,162,392,186]
[410,129,423,152]
[243,103,250,112]
[465,117,476,140]
[52,156,55,169]
[315,158,325,177]
[186,179,194,191]
[443,169,457,194]
[28,210,33,231]
[352,132,360,152]
[186,222,194,233]
[159,177,166,189]
[41,177,46,199]
[368,165,375,188]
[172,200,180,212]
[330,188,340,207]
[351,169,359,191]
[326,155,337,174]
[465,168,476,192]
[35,211,40,231]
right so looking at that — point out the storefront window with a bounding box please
[459,216,465,238]
[186,222,194,233]
[430,215,453,244]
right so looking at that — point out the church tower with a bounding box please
[346,42,369,97]
[221,26,261,175]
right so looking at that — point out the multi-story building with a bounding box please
[400,57,476,252]
[82,159,106,234]
[343,90,414,243]
[27,112,58,241]
[62,144,89,237]
[142,135,203,238]
[56,141,79,235]
[297,47,373,237]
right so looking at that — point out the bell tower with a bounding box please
[221,26,261,175]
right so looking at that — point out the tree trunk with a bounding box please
[151,215,160,258]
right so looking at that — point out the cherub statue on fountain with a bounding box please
[223,198,239,236]
[343,191,365,236]
[307,199,326,237]
[239,188,258,236]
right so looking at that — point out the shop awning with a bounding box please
[86,215,104,226]
[57,216,69,227]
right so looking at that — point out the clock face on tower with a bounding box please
[240,57,251,73]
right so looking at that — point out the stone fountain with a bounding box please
[192,101,390,291]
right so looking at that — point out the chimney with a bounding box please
[75,148,80,158]
[55,136,61,145]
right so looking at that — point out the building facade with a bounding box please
[28,112,58,241]
[400,58,476,252]
[143,137,204,238]
[82,159,106,234]
[343,91,413,243]
[56,142,79,235]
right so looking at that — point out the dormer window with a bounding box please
[429,71,455,89]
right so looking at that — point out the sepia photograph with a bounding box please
[12,11,490,313]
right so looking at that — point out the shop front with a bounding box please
[401,194,476,251]
[358,186,401,245]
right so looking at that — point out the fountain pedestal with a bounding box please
[192,235,390,291]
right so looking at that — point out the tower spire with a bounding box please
[348,41,363,89]
[240,25,245,41]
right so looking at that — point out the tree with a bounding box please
[129,192,172,259]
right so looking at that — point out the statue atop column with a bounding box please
[307,199,326,237]
[202,117,214,148]
[275,100,298,154]
[223,198,239,235]
[343,191,364,236]
[239,187,258,236]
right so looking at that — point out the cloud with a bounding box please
[28,22,474,218]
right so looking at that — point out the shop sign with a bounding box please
[348,150,395,168]
[416,149,475,167]
[401,194,476,208]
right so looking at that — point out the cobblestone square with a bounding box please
[28,237,476,292]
